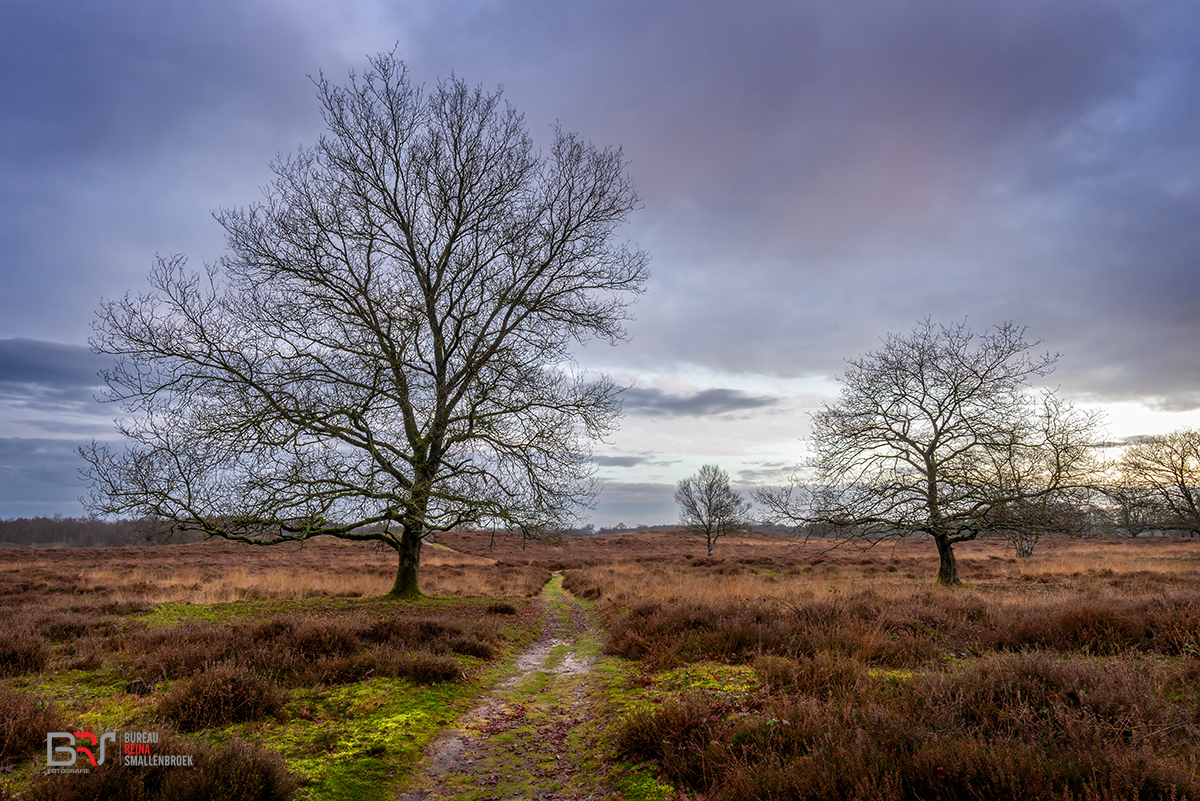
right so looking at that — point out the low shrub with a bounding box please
[29,612,100,642]
[160,737,299,801]
[753,652,867,699]
[284,619,360,658]
[486,601,518,615]
[0,630,48,677]
[25,733,298,801]
[618,653,1200,800]
[614,694,731,788]
[310,654,378,686]
[447,635,494,659]
[356,616,497,660]
[131,624,251,680]
[357,616,459,645]
[373,646,462,684]
[158,664,284,732]
[0,687,62,762]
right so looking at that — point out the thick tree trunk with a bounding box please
[389,524,423,598]
[707,537,714,557]
[935,533,960,586]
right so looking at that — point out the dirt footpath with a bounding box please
[397,575,617,801]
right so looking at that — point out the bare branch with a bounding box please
[82,53,648,597]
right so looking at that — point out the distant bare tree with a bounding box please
[1095,481,1162,537]
[757,320,1101,584]
[675,464,751,556]
[1105,429,1200,537]
[80,53,648,597]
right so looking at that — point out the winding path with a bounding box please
[397,575,613,800]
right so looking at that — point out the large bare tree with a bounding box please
[675,464,751,556]
[757,320,1100,584]
[1105,429,1200,536]
[80,54,649,597]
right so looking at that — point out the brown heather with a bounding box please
[594,533,1200,800]
[24,732,298,801]
[0,688,63,763]
[0,630,48,678]
[3,529,1199,800]
[0,532,544,801]
[0,537,548,612]
[158,664,285,732]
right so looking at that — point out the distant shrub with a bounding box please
[158,664,284,732]
[486,601,518,615]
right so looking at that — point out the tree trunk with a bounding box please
[389,524,423,598]
[707,536,714,557]
[935,533,960,585]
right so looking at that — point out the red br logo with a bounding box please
[46,732,117,767]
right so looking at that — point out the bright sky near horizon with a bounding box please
[2,0,1199,525]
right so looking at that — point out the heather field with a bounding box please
[0,531,1198,800]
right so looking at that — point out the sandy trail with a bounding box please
[397,576,610,801]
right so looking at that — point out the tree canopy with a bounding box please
[757,319,1100,584]
[81,53,649,596]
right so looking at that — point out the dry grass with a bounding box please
[564,534,1200,607]
[0,536,547,610]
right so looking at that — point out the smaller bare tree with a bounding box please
[1105,429,1200,536]
[675,464,751,556]
[756,320,1101,584]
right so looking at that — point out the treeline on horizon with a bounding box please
[0,516,205,548]
[2,513,1196,550]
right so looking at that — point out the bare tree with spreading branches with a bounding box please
[756,319,1100,584]
[80,53,649,597]
[1104,429,1200,537]
[675,464,751,557]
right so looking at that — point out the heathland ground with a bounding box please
[1,531,1198,800]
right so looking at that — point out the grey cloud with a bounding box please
[0,339,109,405]
[414,0,1200,408]
[737,462,796,484]
[591,481,677,527]
[0,1,322,167]
[0,438,89,517]
[593,455,647,468]
[622,387,779,417]
[0,1,346,342]
[0,339,107,388]
[0,0,1197,516]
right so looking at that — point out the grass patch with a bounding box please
[260,678,470,798]
[614,765,675,801]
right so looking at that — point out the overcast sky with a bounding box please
[2,0,1198,524]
